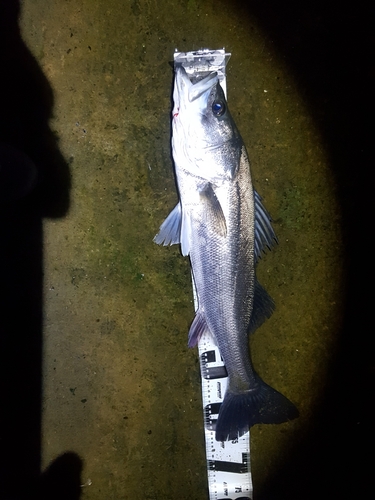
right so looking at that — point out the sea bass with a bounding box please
[155,66,298,441]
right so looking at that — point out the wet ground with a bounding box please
[1,1,372,499]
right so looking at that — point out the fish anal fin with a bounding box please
[188,309,208,348]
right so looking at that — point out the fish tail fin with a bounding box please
[215,379,298,441]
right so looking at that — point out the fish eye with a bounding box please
[212,100,225,117]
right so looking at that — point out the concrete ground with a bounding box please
[3,1,371,499]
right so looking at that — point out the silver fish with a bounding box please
[155,66,298,441]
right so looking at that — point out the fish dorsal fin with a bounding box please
[154,202,182,246]
[254,189,278,261]
[200,183,227,238]
[248,279,275,335]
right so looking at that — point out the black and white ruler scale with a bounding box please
[173,49,253,500]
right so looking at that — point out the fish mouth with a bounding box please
[188,71,218,101]
[174,66,219,104]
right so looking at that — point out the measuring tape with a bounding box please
[174,48,253,500]
[198,329,253,500]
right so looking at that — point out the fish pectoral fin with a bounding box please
[154,203,182,246]
[200,183,227,237]
[248,280,275,335]
[188,309,208,348]
[254,189,278,262]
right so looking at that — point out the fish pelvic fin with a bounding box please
[154,203,182,246]
[153,201,191,256]
[180,204,192,256]
[215,378,299,442]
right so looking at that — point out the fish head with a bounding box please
[172,66,242,183]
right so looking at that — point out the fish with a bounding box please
[154,65,298,441]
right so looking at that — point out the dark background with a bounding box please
[0,1,73,499]
[242,1,373,498]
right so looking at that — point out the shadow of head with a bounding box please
[0,0,70,217]
[38,452,83,500]
[0,3,73,499]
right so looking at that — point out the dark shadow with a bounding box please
[227,1,373,498]
[0,1,71,499]
[38,452,83,500]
